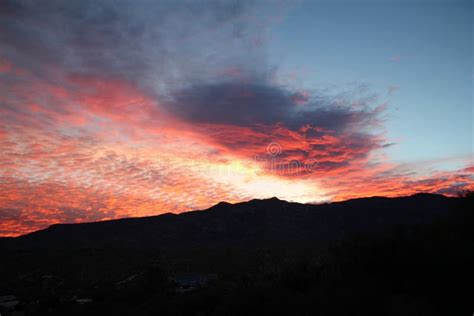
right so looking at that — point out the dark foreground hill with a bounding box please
[6,193,460,249]
[1,193,472,316]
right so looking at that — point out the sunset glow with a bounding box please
[0,0,472,236]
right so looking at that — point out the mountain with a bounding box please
[1,193,472,316]
[5,193,460,250]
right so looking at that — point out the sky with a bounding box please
[0,0,472,236]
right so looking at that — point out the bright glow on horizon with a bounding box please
[0,0,472,236]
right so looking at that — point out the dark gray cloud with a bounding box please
[1,0,385,164]
[0,0,279,90]
[168,82,381,132]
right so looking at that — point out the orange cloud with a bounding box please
[0,58,472,237]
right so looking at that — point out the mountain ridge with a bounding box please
[18,193,447,236]
[3,193,459,251]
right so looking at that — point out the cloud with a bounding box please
[166,82,388,172]
[168,82,380,130]
[0,0,472,236]
[317,160,474,201]
[0,0,287,91]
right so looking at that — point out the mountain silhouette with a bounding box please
[5,193,459,250]
[1,193,472,316]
